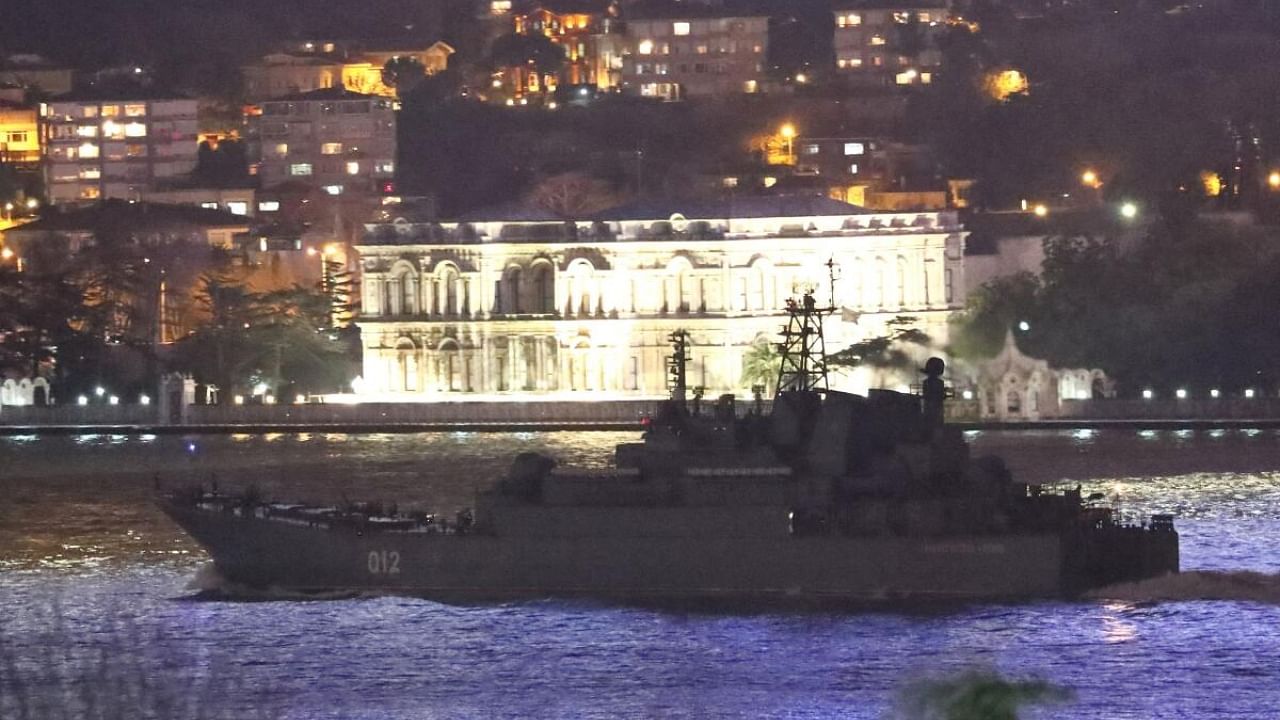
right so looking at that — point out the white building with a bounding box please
[40,90,199,204]
[355,197,966,400]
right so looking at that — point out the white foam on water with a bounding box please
[1089,570,1280,605]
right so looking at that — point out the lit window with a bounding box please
[763,176,777,188]
[722,176,738,188]
[200,202,219,209]
[290,163,313,176]
[77,125,98,138]
[375,161,395,173]
[802,144,820,155]
[81,187,102,200]
[744,79,758,93]
[126,143,147,157]
[124,122,147,138]
[102,120,122,138]
[638,39,654,55]
[345,161,360,175]
[870,35,886,46]
[79,167,101,180]
[849,163,859,174]
[83,106,98,118]
[322,184,344,195]
[696,45,709,55]
[124,104,146,117]
[258,201,280,212]
[100,105,120,117]
[673,21,690,36]
[274,143,288,157]
[844,142,865,155]
[77,142,99,159]
[226,201,249,216]
[490,0,511,13]
[918,12,931,22]
[321,142,343,155]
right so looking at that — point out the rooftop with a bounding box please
[51,82,191,103]
[831,0,950,10]
[624,0,773,20]
[592,194,872,221]
[264,87,386,102]
[11,200,252,234]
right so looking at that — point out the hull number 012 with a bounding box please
[367,550,401,575]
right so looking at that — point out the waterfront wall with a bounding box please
[0,400,669,428]
[3,397,1280,429]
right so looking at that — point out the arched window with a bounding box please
[872,257,887,308]
[748,258,773,310]
[501,266,522,314]
[400,273,417,316]
[439,339,462,391]
[896,256,908,308]
[529,262,554,313]
[667,257,695,314]
[922,259,934,306]
[566,260,595,316]
[437,264,460,317]
[396,338,418,391]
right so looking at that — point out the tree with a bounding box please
[740,339,781,395]
[829,316,933,370]
[526,172,619,217]
[170,275,354,398]
[947,272,1040,360]
[381,56,427,97]
[487,32,566,80]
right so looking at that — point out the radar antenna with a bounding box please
[775,259,838,395]
[667,329,691,409]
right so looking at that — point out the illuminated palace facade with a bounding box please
[354,198,965,400]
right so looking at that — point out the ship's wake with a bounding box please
[181,563,368,602]
[1088,570,1280,605]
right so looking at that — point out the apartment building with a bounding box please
[621,10,769,99]
[251,88,396,196]
[40,88,199,204]
[832,1,949,86]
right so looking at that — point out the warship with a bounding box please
[161,288,1179,604]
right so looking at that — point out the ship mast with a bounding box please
[775,259,838,395]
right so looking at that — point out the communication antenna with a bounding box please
[667,329,691,408]
[775,260,837,395]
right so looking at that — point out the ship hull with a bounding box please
[162,502,1177,604]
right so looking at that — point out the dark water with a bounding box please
[2,429,1280,718]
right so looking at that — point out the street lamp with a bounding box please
[1269,171,1280,190]
[1081,170,1100,188]
[1119,202,1138,220]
